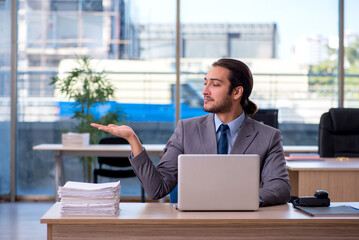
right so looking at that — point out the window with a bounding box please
[0,0,11,196]
[16,0,176,196]
[181,0,339,145]
[344,0,359,108]
[4,0,356,200]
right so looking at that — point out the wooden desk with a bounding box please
[33,143,318,200]
[33,144,165,199]
[283,145,318,155]
[287,158,359,201]
[41,202,359,240]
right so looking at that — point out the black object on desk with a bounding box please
[292,190,330,207]
[293,205,359,216]
[293,190,359,216]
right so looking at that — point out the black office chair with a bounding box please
[319,108,359,157]
[252,109,279,128]
[93,137,145,202]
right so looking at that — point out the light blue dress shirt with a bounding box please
[214,112,245,154]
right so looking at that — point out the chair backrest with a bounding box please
[169,185,178,203]
[252,109,278,128]
[98,137,131,167]
[319,108,359,157]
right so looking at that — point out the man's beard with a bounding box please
[203,94,232,114]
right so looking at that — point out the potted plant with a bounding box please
[50,55,124,182]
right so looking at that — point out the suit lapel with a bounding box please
[230,116,258,154]
[198,114,217,154]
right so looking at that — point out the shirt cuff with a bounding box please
[259,196,264,207]
[129,147,145,159]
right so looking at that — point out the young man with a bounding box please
[91,58,291,206]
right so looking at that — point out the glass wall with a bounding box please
[180,0,339,145]
[10,0,357,199]
[0,0,12,196]
[17,0,176,197]
[344,0,359,108]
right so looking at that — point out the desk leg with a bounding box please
[60,158,65,186]
[54,151,62,201]
[47,224,52,240]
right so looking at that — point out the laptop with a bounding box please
[176,154,260,211]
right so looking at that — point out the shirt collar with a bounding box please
[214,111,245,135]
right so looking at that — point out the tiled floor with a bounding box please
[0,201,54,240]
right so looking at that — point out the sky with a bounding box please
[133,0,359,59]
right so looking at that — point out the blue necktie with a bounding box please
[217,124,229,154]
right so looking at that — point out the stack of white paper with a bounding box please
[62,133,90,147]
[58,181,121,216]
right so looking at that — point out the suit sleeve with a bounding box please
[259,129,291,206]
[129,120,184,200]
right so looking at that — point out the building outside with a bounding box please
[293,35,329,65]
[293,31,359,66]
[138,23,277,59]
[16,0,282,124]
[17,0,136,100]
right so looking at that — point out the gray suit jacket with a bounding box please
[130,113,291,206]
